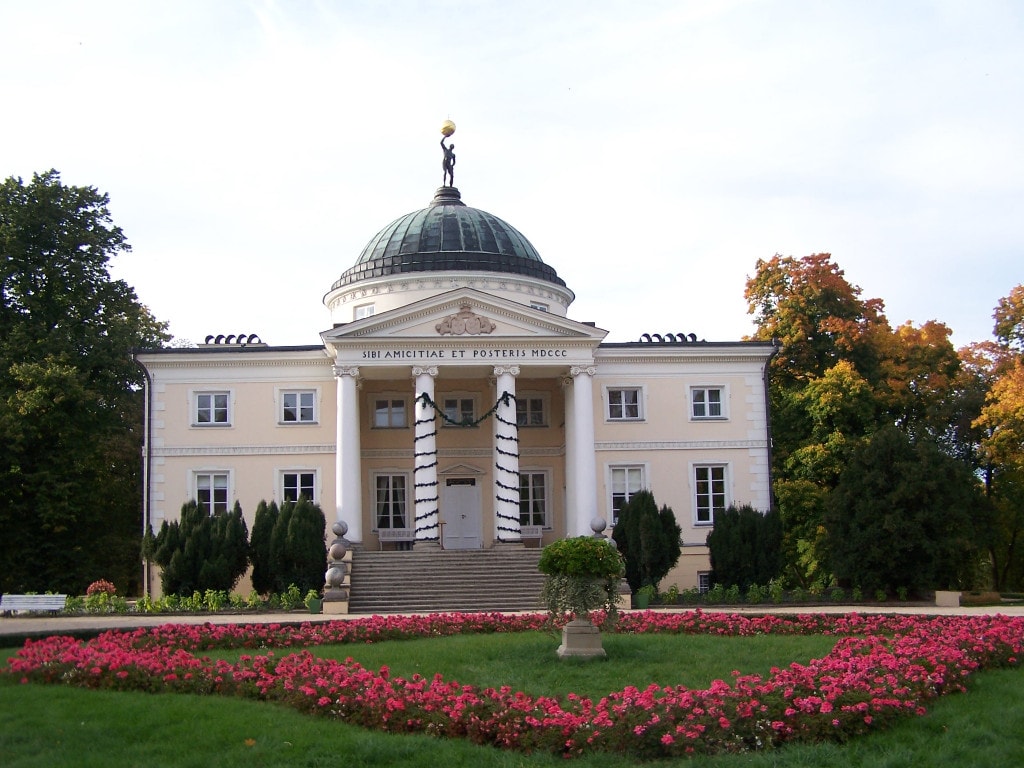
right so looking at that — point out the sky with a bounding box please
[2,0,1021,349]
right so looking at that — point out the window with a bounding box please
[282,471,316,503]
[697,571,711,594]
[519,472,548,527]
[609,465,644,523]
[691,387,724,419]
[195,392,229,426]
[195,472,228,514]
[515,395,546,427]
[694,464,727,524]
[375,474,407,529]
[282,391,316,424]
[443,397,475,426]
[354,303,375,320]
[373,398,407,428]
[607,387,642,421]
[529,301,549,312]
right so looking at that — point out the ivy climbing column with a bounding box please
[333,365,362,544]
[493,365,522,544]
[412,366,441,548]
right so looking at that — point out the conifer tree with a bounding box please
[611,490,682,592]
[249,500,279,594]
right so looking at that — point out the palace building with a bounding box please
[136,164,775,603]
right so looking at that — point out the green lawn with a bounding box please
[3,632,1023,767]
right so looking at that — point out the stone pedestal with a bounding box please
[556,619,606,659]
[935,590,962,607]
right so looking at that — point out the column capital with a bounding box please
[570,365,597,377]
[411,365,439,377]
[493,365,520,377]
[333,365,360,379]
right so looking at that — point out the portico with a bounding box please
[322,288,607,550]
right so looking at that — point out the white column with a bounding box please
[412,366,441,547]
[561,375,576,538]
[570,365,598,537]
[333,365,362,544]
[493,365,521,544]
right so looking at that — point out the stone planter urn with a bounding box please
[557,618,607,659]
[538,536,624,660]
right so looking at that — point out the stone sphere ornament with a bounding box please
[590,516,608,535]
[325,565,346,588]
[332,520,348,537]
[440,119,456,137]
[329,541,348,561]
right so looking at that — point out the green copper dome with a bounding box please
[331,187,566,290]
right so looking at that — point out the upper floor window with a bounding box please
[195,471,229,514]
[515,394,547,427]
[354,303,375,320]
[529,301,549,312]
[373,398,407,428]
[282,471,316,503]
[374,474,407,529]
[281,391,316,424]
[519,471,549,528]
[607,387,643,421]
[694,464,727,525]
[609,464,645,524]
[195,392,229,426]
[443,397,475,426]
[691,387,724,419]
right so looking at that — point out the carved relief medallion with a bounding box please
[436,304,497,336]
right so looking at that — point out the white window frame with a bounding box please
[372,395,408,429]
[279,389,318,425]
[693,463,729,525]
[519,469,551,529]
[441,394,477,427]
[690,386,727,420]
[372,472,410,530]
[515,392,548,427]
[697,571,711,594]
[607,463,647,524]
[192,390,231,427]
[280,469,317,503]
[354,303,375,320]
[604,385,645,422]
[193,470,230,514]
[529,301,549,312]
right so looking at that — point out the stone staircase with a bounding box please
[347,548,547,614]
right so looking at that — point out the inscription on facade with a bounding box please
[360,348,569,360]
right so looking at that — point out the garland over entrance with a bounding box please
[413,391,520,542]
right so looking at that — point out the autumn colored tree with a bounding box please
[746,253,976,587]
[974,299,1024,590]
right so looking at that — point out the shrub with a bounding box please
[611,490,682,592]
[148,500,249,596]
[86,579,116,596]
[706,503,783,590]
[538,537,624,620]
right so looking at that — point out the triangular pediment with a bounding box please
[322,288,607,344]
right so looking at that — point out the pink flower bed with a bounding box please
[3,610,1022,758]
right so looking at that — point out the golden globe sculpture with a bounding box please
[440,120,456,137]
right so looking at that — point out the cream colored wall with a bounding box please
[140,342,772,595]
[591,349,772,591]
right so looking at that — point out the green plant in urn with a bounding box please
[538,536,624,638]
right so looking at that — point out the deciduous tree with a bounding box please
[0,171,168,594]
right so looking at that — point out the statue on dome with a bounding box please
[440,120,456,187]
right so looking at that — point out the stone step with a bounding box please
[347,549,546,614]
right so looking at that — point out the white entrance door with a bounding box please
[443,478,482,549]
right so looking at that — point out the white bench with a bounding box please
[378,528,415,550]
[520,525,544,546]
[1,594,67,615]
